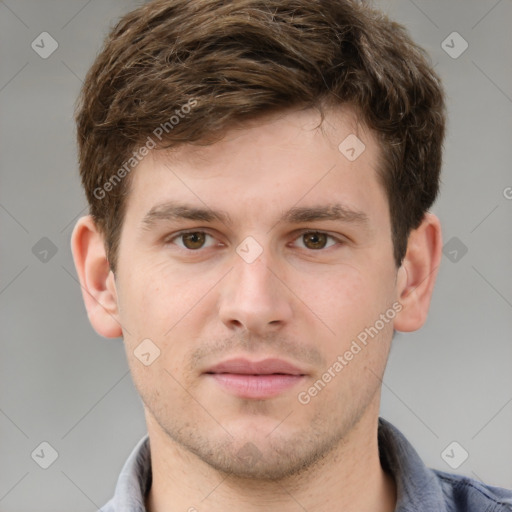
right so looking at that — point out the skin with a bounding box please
[72,105,442,512]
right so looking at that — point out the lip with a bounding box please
[205,357,306,376]
[203,358,307,399]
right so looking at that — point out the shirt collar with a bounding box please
[110,433,151,512]
[378,417,448,512]
[109,417,448,511]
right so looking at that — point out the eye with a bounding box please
[165,229,343,252]
[292,231,340,250]
[167,231,217,250]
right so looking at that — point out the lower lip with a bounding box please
[207,373,305,399]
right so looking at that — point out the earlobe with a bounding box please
[71,215,123,338]
[393,213,442,333]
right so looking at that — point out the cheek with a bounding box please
[117,263,220,359]
[301,268,371,329]
[116,269,171,348]
[117,270,193,401]
[301,266,395,360]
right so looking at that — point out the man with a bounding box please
[71,0,512,511]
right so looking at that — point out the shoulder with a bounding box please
[432,469,512,511]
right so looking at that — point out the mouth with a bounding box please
[203,358,307,399]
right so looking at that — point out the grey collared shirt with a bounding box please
[101,417,512,511]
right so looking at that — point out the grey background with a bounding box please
[1,1,511,511]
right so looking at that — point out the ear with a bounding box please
[71,215,123,338]
[393,212,442,332]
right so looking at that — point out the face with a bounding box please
[113,106,401,480]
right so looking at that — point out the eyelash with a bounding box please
[164,229,345,252]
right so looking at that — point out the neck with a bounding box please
[144,409,396,512]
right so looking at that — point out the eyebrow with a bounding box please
[140,200,369,230]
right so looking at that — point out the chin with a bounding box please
[171,420,339,482]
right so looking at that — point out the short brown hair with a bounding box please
[75,0,446,273]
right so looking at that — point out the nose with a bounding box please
[218,249,293,335]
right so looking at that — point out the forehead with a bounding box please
[123,105,386,229]
[155,104,372,169]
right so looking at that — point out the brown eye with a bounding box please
[302,232,328,250]
[181,232,207,250]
